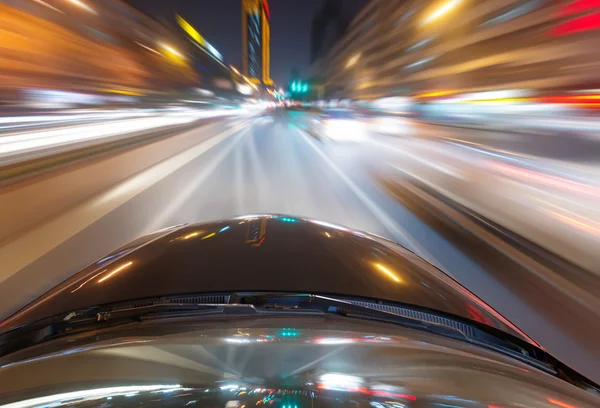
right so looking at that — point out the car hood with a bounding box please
[2,215,530,343]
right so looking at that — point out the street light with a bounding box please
[422,0,463,25]
[345,53,360,69]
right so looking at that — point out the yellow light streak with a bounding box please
[374,263,401,283]
[98,262,133,283]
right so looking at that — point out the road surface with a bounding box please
[0,109,598,383]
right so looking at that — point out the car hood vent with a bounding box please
[343,299,476,338]
[109,295,230,311]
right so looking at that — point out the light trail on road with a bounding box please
[0,108,237,161]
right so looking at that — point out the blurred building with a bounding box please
[310,0,351,64]
[0,0,198,105]
[308,0,600,100]
[241,0,273,86]
[174,14,240,99]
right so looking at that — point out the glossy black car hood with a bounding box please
[2,215,530,341]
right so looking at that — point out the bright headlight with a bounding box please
[325,120,364,141]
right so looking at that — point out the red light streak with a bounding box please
[559,0,600,17]
[366,391,416,401]
[551,11,600,35]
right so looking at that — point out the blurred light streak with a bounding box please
[230,66,240,75]
[373,263,401,283]
[314,338,356,345]
[406,37,433,52]
[487,162,600,198]
[201,232,216,240]
[183,232,200,240]
[32,0,64,13]
[158,42,184,59]
[559,0,600,17]
[346,53,361,68]
[70,270,106,293]
[418,90,456,98]
[101,89,145,97]
[0,111,145,126]
[551,11,600,35]
[366,391,416,401]
[0,112,231,157]
[97,261,133,283]
[0,385,181,408]
[547,398,577,408]
[544,210,600,235]
[176,14,207,47]
[66,0,97,14]
[480,0,542,27]
[309,220,349,231]
[403,56,437,70]
[134,41,161,55]
[422,0,463,24]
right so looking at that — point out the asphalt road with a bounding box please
[1,109,599,382]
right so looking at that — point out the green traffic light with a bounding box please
[302,84,308,92]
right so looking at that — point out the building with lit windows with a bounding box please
[308,0,600,100]
[242,0,273,85]
[0,0,198,103]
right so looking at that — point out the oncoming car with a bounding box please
[0,215,598,408]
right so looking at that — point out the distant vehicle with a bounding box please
[0,215,599,408]
[310,109,367,142]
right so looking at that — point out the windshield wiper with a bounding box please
[0,292,590,390]
[0,293,530,362]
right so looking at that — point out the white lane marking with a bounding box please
[297,128,441,268]
[246,125,270,208]
[144,129,249,233]
[0,124,245,286]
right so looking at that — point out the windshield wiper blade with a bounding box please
[0,293,556,374]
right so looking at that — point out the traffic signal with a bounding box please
[289,81,309,94]
[280,327,298,336]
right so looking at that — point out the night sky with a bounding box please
[124,0,368,85]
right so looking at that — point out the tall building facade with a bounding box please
[308,0,600,100]
[242,0,272,85]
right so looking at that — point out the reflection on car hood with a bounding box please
[0,319,598,408]
[4,215,527,342]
